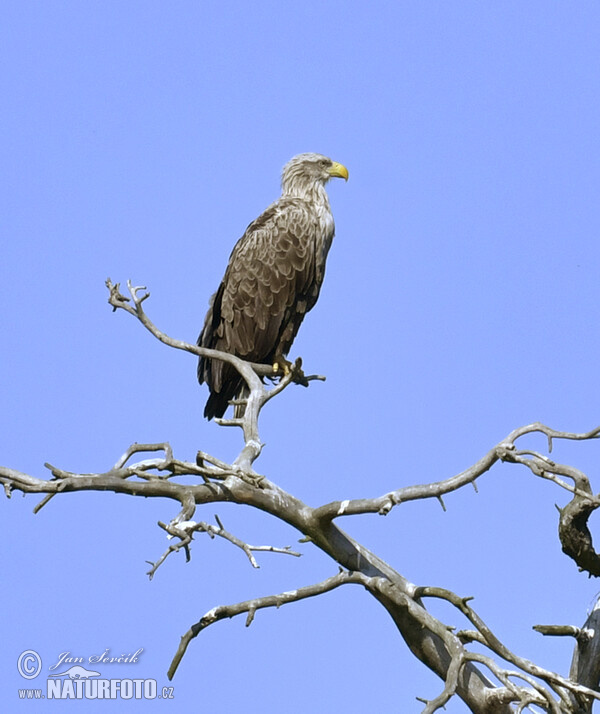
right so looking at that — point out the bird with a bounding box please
[197,152,348,420]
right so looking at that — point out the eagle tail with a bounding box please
[203,378,247,421]
[203,392,228,421]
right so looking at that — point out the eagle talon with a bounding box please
[272,357,293,378]
[271,356,308,386]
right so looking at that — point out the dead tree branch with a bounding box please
[416,586,600,711]
[167,569,371,680]
[535,598,600,714]
[146,516,301,579]
[2,281,600,712]
[106,278,324,475]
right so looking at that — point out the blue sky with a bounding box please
[2,2,600,711]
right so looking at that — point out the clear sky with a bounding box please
[2,2,600,712]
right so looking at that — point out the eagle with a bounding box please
[197,153,348,420]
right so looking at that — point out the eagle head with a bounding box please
[281,153,348,198]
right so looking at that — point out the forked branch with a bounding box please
[147,516,301,579]
[105,279,324,473]
[2,280,600,712]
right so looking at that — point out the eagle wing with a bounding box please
[198,197,331,419]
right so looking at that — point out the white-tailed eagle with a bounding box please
[197,153,348,419]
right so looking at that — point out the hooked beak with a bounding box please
[327,161,349,181]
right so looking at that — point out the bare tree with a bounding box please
[2,279,600,713]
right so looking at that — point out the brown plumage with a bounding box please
[197,153,348,419]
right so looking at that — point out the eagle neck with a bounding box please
[282,181,331,212]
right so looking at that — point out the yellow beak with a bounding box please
[328,161,349,181]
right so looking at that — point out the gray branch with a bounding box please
[146,516,301,579]
[167,569,368,681]
[106,278,324,474]
[3,280,600,712]
[416,586,600,710]
[313,423,600,522]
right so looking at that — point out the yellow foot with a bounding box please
[272,357,309,387]
[272,357,292,376]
